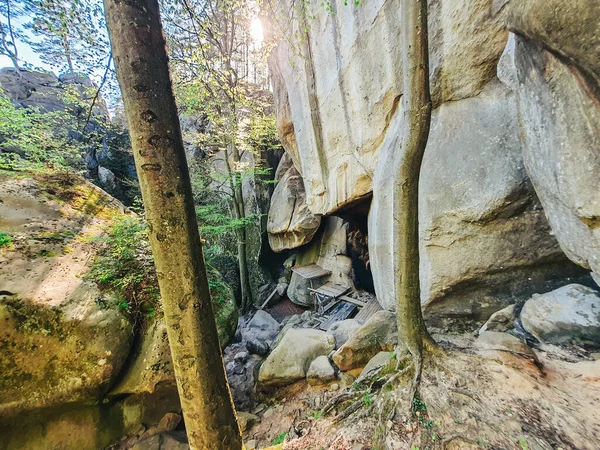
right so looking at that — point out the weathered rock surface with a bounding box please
[502,0,600,89]
[288,216,354,307]
[520,284,600,347]
[306,355,336,385]
[267,153,321,252]
[475,331,537,361]
[327,319,362,349]
[501,34,600,279]
[258,328,335,387]
[479,305,516,334]
[0,174,132,416]
[269,0,507,215]
[356,351,393,384]
[370,81,580,326]
[333,311,397,372]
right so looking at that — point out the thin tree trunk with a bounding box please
[394,0,434,369]
[226,140,252,313]
[103,1,242,449]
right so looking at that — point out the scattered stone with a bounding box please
[237,411,259,433]
[307,355,336,385]
[262,408,275,419]
[356,352,393,384]
[246,338,270,357]
[245,440,258,450]
[475,331,537,360]
[246,310,280,340]
[520,284,600,347]
[339,372,355,388]
[154,413,182,435]
[333,311,397,372]
[258,328,336,387]
[331,383,340,391]
[327,319,362,349]
[234,351,249,364]
[479,304,516,334]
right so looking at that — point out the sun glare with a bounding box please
[250,17,264,47]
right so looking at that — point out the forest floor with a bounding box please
[247,332,600,450]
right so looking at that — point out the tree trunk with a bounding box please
[103,1,242,449]
[226,141,252,313]
[394,0,434,367]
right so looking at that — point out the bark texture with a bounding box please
[394,0,434,364]
[103,1,242,448]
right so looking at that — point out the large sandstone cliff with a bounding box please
[266,0,599,325]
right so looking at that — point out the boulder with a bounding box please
[306,355,336,385]
[371,80,580,327]
[520,284,600,347]
[502,34,600,279]
[267,153,321,252]
[246,310,280,342]
[258,328,335,387]
[333,311,397,372]
[268,0,507,215]
[110,271,238,396]
[479,305,516,334]
[327,319,362,349]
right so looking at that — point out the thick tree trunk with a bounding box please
[394,0,434,365]
[103,1,242,449]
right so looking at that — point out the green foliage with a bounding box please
[87,215,159,313]
[0,88,96,172]
[0,232,13,247]
[519,438,529,450]
[271,432,287,445]
[363,392,373,407]
[23,0,110,76]
[311,410,323,420]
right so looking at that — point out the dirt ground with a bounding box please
[245,334,600,450]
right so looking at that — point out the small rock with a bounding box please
[356,351,393,384]
[301,311,312,321]
[475,331,537,359]
[237,411,259,433]
[234,351,249,364]
[333,311,397,372]
[327,319,362,349]
[263,407,275,419]
[155,413,182,434]
[479,304,516,334]
[246,338,270,356]
[307,355,336,385]
[245,440,258,450]
[331,383,340,391]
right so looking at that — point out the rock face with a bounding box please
[287,216,354,307]
[258,328,335,387]
[499,33,600,279]
[267,153,321,252]
[370,80,581,326]
[333,311,397,372]
[269,0,507,215]
[520,284,600,347]
[0,174,132,416]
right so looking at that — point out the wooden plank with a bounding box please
[259,286,279,310]
[291,263,332,279]
[319,302,358,330]
[354,298,383,323]
[339,295,367,308]
[310,282,350,298]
